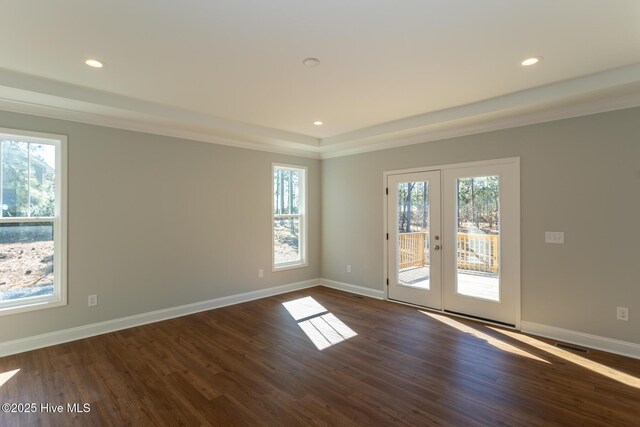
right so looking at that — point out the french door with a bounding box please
[388,171,442,309]
[386,159,519,326]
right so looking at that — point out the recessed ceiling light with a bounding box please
[85,58,104,68]
[313,121,323,126]
[521,56,542,66]
[303,58,320,68]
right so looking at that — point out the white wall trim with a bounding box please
[1,63,640,160]
[0,68,320,148]
[0,128,68,317]
[321,63,640,147]
[319,278,385,300]
[319,98,640,159]
[382,158,521,328]
[272,163,309,271]
[521,321,640,360]
[3,281,639,360]
[383,156,520,176]
[0,279,319,358]
[0,98,322,160]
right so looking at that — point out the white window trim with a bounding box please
[0,127,67,316]
[272,163,308,271]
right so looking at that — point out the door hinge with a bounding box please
[386,233,389,240]
[386,278,389,285]
[385,187,388,195]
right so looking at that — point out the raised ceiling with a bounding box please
[1,0,640,158]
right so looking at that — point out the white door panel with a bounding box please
[442,163,518,326]
[387,171,441,310]
[386,159,519,326]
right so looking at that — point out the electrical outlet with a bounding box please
[88,294,98,307]
[545,231,565,244]
[347,264,351,273]
[617,307,629,321]
[258,269,264,278]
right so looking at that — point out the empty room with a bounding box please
[1,1,639,425]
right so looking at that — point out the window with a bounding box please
[273,164,307,270]
[0,129,66,315]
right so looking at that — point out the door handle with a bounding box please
[434,245,441,250]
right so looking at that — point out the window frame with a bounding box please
[272,163,308,271]
[0,127,67,316]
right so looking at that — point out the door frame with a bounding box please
[387,170,442,310]
[382,157,521,329]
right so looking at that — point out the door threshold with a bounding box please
[387,298,518,330]
[443,309,515,328]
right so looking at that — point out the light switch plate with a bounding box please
[545,231,564,244]
[88,294,98,307]
[617,307,629,321]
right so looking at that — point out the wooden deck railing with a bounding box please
[399,232,499,273]
[457,233,499,273]
[398,232,427,269]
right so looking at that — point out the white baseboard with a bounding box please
[521,321,640,360]
[0,279,319,358]
[10,281,636,362]
[319,278,385,300]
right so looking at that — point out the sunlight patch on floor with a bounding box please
[489,327,640,389]
[282,296,328,321]
[0,369,20,387]
[420,311,549,363]
[283,297,357,350]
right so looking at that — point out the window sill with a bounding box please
[0,298,66,317]
[272,262,308,272]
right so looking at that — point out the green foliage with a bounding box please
[1,140,55,218]
[273,168,301,215]
[457,176,499,231]
[398,182,428,232]
[397,176,499,234]
[273,167,302,236]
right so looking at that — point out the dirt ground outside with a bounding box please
[274,222,300,263]
[0,241,54,300]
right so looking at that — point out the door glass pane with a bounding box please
[397,181,430,289]
[456,176,500,301]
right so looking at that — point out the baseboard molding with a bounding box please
[0,279,319,358]
[10,282,635,362]
[521,321,640,360]
[319,278,385,300]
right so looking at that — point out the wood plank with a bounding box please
[1,286,639,426]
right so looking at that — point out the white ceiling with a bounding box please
[1,0,640,157]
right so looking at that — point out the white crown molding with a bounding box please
[0,96,322,159]
[0,67,320,147]
[319,86,640,159]
[321,63,640,147]
[0,64,639,159]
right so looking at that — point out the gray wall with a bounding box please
[322,107,640,344]
[0,110,320,342]
[2,106,639,346]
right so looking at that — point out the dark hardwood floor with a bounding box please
[1,286,639,426]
